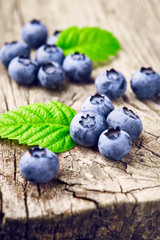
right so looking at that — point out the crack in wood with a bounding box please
[22,181,29,239]
[13,148,16,182]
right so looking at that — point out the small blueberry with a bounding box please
[21,19,48,49]
[95,68,127,99]
[70,110,108,147]
[19,147,59,184]
[130,67,160,99]
[81,93,114,118]
[0,41,30,68]
[47,30,61,45]
[63,52,93,82]
[38,62,65,89]
[107,107,143,141]
[36,44,64,65]
[98,126,132,161]
[8,55,38,85]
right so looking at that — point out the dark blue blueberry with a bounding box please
[8,56,38,85]
[95,68,127,99]
[130,67,160,99]
[38,62,65,89]
[81,93,114,118]
[0,41,30,68]
[98,126,132,161]
[21,19,48,49]
[70,110,108,147]
[63,52,93,82]
[47,30,61,45]
[36,44,64,65]
[19,147,59,184]
[107,107,143,141]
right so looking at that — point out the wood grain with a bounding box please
[0,0,160,239]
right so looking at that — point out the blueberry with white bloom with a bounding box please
[130,67,160,99]
[19,147,59,184]
[0,41,30,68]
[38,62,65,89]
[98,126,132,161]
[8,55,38,85]
[47,30,61,45]
[21,19,48,49]
[107,107,143,141]
[70,110,107,147]
[81,93,114,118]
[95,68,127,99]
[63,52,93,82]
[36,44,64,65]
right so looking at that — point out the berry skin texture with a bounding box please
[70,110,108,148]
[47,30,61,45]
[107,107,143,141]
[98,126,132,161]
[130,67,160,99]
[95,68,127,99]
[81,93,114,118]
[63,52,93,82]
[19,147,59,184]
[8,56,38,85]
[0,41,30,68]
[21,19,48,49]
[38,62,65,89]
[36,44,64,65]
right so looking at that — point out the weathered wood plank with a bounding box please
[0,0,160,239]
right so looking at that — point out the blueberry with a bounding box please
[38,62,65,89]
[130,67,160,99]
[8,55,38,85]
[21,19,48,49]
[36,44,64,65]
[81,93,114,118]
[70,110,107,147]
[47,30,61,45]
[63,52,93,82]
[19,147,59,184]
[0,41,30,68]
[98,126,132,161]
[95,68,127,99]
[107,107,143,141]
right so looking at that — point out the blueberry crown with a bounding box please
[18,55,31,65]
[42,62,56,74]
[5,41,17,45]
[28,147,46,158]
[31,19,40,24]
[106,68,119,80]
[44,44,57,52]
[104,126,121,139]
[90,94,105,105]
[53,30,61,35]
[123,107,139,119]
[79,114,96,128]
[140,67,155,75]
[72,52,85,60]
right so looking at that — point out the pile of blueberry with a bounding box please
[0,19,93,88]
[1,19,160,184]
[1,19,160,100]
[70,93,143,161]
[95,67,160,99]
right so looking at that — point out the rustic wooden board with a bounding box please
[0,0,160,239]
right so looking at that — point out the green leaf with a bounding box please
[0,101,77,153]
[56,26,121,61]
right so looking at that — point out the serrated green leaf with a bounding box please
[56,26,121,61]
[0,101,77,153]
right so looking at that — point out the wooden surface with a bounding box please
[0,0,160,239]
